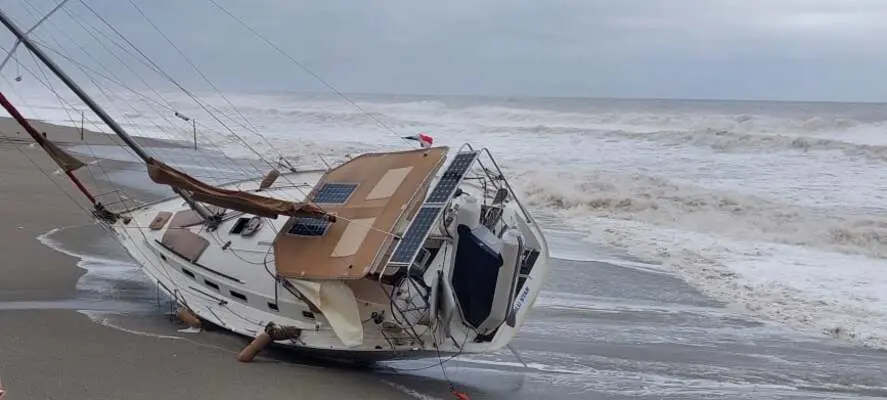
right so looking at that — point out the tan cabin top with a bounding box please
[273,146,449,280]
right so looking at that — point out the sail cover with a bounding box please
[0,91,85,172]
[35,136,85,172]
[146,158,329,219]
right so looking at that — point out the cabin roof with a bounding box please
[273,146,449,280]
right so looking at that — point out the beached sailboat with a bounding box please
[0,4,549,361]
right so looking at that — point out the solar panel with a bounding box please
[389,205,443,264]
[426,151,478,204]
[287,216,330,236]
[386,151,479,267]
[314,182,358,204]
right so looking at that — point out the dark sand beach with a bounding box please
[0,118,415,400]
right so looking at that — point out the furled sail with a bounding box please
[146,158,331,220]
[31,134,85,172]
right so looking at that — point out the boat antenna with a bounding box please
[0,7,213,219]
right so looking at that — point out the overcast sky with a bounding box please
[2,0,887,102]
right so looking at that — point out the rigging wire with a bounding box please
[0,22,209,305]
[2,75,160,276]
[125,0,262,137]
[13,146,94,216]
[0,40,112,203]
[16,0,142,200]
[119,0,281,182]
[76,1,287,162]
[3,128,94,219]
[52,12,270,152]
[76,0,314,202]
[26,37,243,150]
[202,0,415,147]
[29,0,241,183]
[59,3,250,182]
[18,31,265,184]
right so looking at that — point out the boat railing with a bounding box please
[459,143,535,225]
[95,189,145,213]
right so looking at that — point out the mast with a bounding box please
[0,7,212,219]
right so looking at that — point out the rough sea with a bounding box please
[14,90,887,399]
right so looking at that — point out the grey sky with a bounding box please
[3,0,887,102]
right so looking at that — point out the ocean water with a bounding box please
[8,90,887,398]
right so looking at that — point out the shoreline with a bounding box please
[0,116,194,148]
[0,117,415,399]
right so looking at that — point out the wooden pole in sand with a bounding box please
[237,332,273,362]
[236,322,302,362]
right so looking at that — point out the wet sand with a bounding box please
[0,118,414,400]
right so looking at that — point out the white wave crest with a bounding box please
[563,216,887,350]
[515,169,887,259]
[603,128,887,162]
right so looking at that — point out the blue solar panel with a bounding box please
[314,182,357,204]
[389,205,443,264]
[287,216,330,236]
[427,151,478,204]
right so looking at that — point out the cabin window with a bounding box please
[230,290,247,301]
[181,268,195,279]
[287,216,330,236]
[302,311,315,319]
[229,217,251,235]
[313,182,358,204]
[267,302,279,311]
[204,279,219,291]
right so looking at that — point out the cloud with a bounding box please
[1,0,886,101]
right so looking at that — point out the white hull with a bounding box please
[105,146,550,360]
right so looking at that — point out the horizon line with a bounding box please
[210,87,887,106]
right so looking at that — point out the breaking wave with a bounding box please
[566,216,887,350]
[514,169,887,259]
[601,128,887,162]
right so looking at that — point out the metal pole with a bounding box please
[80,110,84,140]
[192,118,197,150]
[0,8,211,219]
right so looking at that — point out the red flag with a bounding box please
[403,133,433,148]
